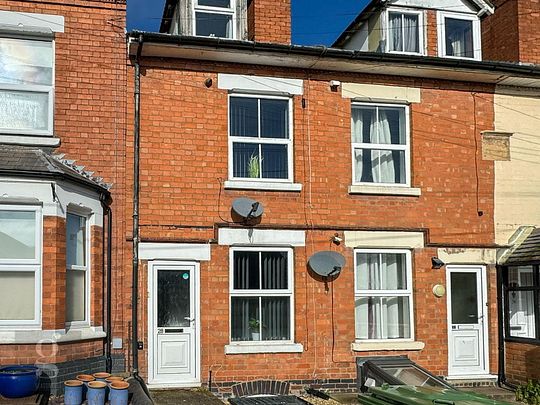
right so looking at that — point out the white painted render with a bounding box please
[342,82,421,103]
[388,0,477,14]
[218,73,304,95]
[437,248,497,264]
[138,243,211,261]
[0,10,65,33]
[344,231,425,249]
[218,228,306,247]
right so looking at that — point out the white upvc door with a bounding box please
[447,265,489,376]
[148,261,200,387]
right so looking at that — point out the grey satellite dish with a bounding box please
[232,197,264,221]
[308,251,346,278]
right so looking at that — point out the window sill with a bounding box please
[0,326,105,344]
[0,134,60,147]
[224,180,302,192]
[349,185,421,197]
[225,342,304,355]
[351,341,425,352]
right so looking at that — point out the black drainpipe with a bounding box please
[132,34,153,402]
[497,265,517,390]
[99,192,113,373]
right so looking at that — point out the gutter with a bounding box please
[126,31,540,78]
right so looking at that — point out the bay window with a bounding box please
[229,95,292,182]
[66,212,89,325]
[387,10,423,54]
[354,250,413,341]
[194,0,235,38]
[0,206,41,326]
[0,37,54,135]
[230,248,293,343]
[352,103,410,186]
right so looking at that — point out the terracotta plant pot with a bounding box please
[105,376,124,384]
[87,381,107,405]
[64,380,83,405]
[76,374,95,400]
[92,372,111,382]
[109,381,130,405]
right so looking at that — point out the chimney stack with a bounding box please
[247,0,291,44]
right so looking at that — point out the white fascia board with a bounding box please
[218,73,304,95]
[0,10,64,33]
[139,243,211,261]
[218,228,306,247]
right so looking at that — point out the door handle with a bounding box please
[184,317,195,322]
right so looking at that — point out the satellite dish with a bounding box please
[308,251,346,278]
[231,197,264,222]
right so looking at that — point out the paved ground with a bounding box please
[150,388,225,404]
[461,386,519,404]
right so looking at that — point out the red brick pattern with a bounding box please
[506,341,540,383]
[247,0,291,44]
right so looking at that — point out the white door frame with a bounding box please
[147,260,201,387]
[446,265,489,377]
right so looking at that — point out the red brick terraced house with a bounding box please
[122,0,540,399]
[0,0,126,395]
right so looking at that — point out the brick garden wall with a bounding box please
[505,341,540,383]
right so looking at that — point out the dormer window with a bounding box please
[387,9,423,55]
[194,0,235,39]
[438,11,481,60]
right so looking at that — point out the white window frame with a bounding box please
[0,205,42,328]
[354,248,414,343]
[0,34,55,136]
[229,246,294,345]
[437,11,482,61]
[351,102,411,188]
[65,210,91,328]
[385,8,425,56]
[228,93,294,184]
[193,0,236,39]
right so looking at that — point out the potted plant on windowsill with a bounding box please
[249,318,261,341]
[247,154,262,179]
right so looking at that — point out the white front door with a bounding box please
[149,262,200,386]
[447,266,489,376]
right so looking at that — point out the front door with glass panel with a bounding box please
[151,263,198,385]
[447,266,488,376]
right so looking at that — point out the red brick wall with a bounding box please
[426,10,438,57]
[482,0,540,64]
[126,59,497,387]
[247,0,291,44]
[505,341,540,383]
[0,341,103,365]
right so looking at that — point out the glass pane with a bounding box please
[260,99,289,139]
[157,270,191,327]
[195,12,232,38]
[382,365,446,388]
[508,266,535,287]
[230,97,258,137]
[352,107,376,144]
[261,252,288,289]
[0,271,35,320]
[509,290,536,339]
[403,14,419,53]
[261,297,290,340]
[233,251,259,290]
[0,210,36,260]
[66,270,85,322]
[450,272,478,324]
[198,0,230,7]
[66,213,86,267]
[355,296,411,339]
[232,142,259,178]
[0,90,49,132]
[354,148,405,184]
[261,144,288,179]
[231,297,259,341]
[388,13,403,52]
[445,18,474,58]
[0,38,53,86]
[379,107,406,145]
[356,253,407,291]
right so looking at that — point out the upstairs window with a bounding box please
[229,95,293,182]
[0,37,54,135]
[351,103,410,186]
[438,12,481,60]
[194,0,235,39]
[387,10,423,54]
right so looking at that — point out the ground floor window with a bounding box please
[504,265,540,341]
[0,206,41,326]
[354,249,413,340]
[230,247,293,343]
